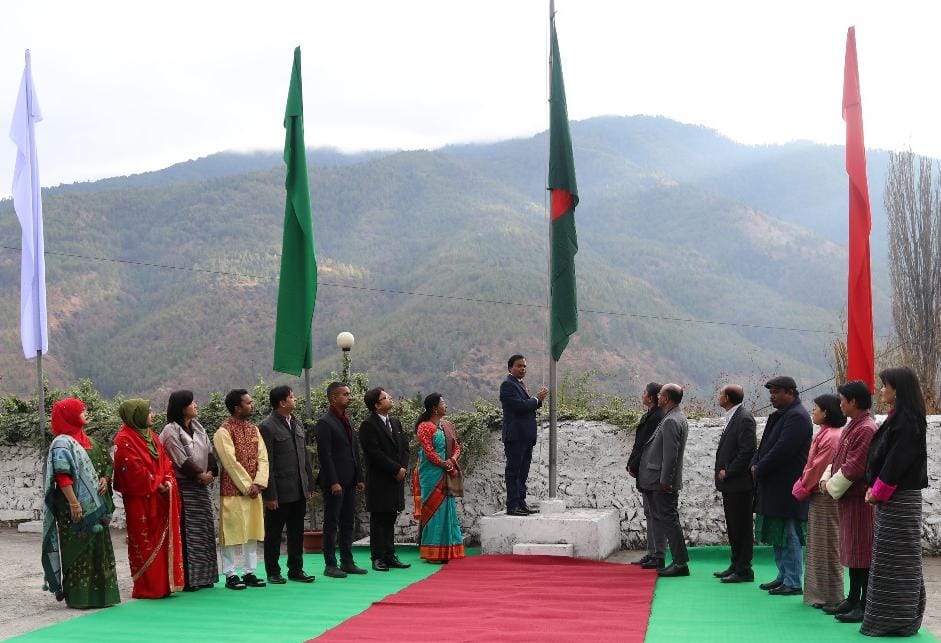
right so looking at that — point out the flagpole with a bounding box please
[546,0,558,500]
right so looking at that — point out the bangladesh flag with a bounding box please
[273,47,317,376]
[548,15,579,362]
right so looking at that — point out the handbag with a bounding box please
[445,466,464,497]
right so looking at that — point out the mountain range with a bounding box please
[0,115,897,410]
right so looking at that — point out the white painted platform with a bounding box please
[17,520,42,533]
[512,542,575,557]
[480,504,620,560]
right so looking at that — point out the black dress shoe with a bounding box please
[835,606,864,623]
[713,567,735,578]
[640,558,665,570]
[720,572,754,583]
[822,599,854,615]
[199,583,215,589]
[630,555,652,566]
[324,566,348,579]
[507,507,529,517]
[768,585,802,596]
[287,572,315,583]
[372,560,390,571]
[657,563,690,577]
[225,574,246,590]
[267,575,287,585]
[386,556,411,569]
[521,504,539,514]
[759,579,783,591]
[242,573,266,587]
[340,562,368,575]
[182,585,200,592]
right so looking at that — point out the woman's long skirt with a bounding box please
[177,477,219,587]
[861,490,926,637]
[803,492,844,606]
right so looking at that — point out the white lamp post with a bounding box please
[336,332,355,383]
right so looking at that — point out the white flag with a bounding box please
[9,50,47,359]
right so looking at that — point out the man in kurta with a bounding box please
[214,389,269,590]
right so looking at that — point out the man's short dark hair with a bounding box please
[326,381,348,399]
[837,380,872,410]
[645,382,662,402]
[269,385,293,410]
[663,384,683,405]
[723,386,744,406]
[507,354,525,370]
[364,387,385,412]
[224,389,249,414]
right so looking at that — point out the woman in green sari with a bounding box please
[414,393,465,563]
[41,397,120,608]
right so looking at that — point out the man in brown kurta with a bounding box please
[214,389,269,590]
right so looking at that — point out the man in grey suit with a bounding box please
[314,382,366,578]
[260,385,317,584]
[638,383,690,577]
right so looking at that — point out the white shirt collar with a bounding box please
[723,403,742,428]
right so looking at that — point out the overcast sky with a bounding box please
[1,0,938,198]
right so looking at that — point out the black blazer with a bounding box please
[627,406,664,478]
[751,399,812,520]
[259,412,315,504]
[314,410,363,490]
[500,375,541,444]
[359,413,410,513]
[714,406,757,494]
[865,411,928,491]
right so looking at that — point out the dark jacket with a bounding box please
[865,411,928,491]
[259,411,315,504]
[751,398,812,520]
[627,406,665,477]
[500,375,542,444]
[714,406,757,494]
[314,409,363,490]
[359,413,410,512]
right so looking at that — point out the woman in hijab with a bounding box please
[41,397,121,608]
[412,393,465,563]
[112,399,185,598]
[158,390,218,590]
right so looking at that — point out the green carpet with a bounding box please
[645,546,937,642]
[15,546,477,642]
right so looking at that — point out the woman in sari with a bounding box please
[41,397,120,608]
[861,367,928,637]
[112,399,185,598]
[412,393,464,563]
[158,390,218,590]
[791,394,844,609]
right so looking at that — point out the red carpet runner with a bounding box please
[314,554,657,642]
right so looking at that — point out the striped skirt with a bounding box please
[839,494,874,568]
[177,477,219,587]
[803,492,843,606]
[861,489,925,637]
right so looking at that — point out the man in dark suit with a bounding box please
[626,382,665,567]
[314,381,366,578]
[259,385,317,584]
[500,354,548,517]
[359,387,411,572]
[638,383,690,577]
[713,384,757,583]
[751,376,812,596]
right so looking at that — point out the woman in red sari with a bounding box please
[112,399,184,598]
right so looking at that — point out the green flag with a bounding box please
[548,16,579,362]
[273,47,317,376]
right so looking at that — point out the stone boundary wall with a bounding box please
[5,416,940,552]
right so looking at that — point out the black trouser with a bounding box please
[263,498,306,577]
[504,440,534,510]
[322,484,356,567]
[648,490,689,565]
[370,511,397,562]
[849,567,870,605]
[722,490,754,573]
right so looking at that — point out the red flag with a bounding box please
[843,26,875,391]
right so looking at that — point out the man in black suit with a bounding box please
[259,385,317,584]
[500,354,548,517]
[713,384,757,583]
[359,387,411,572]
[751,376,812,596]
[626,382,665,568]
[314,381,366,578]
